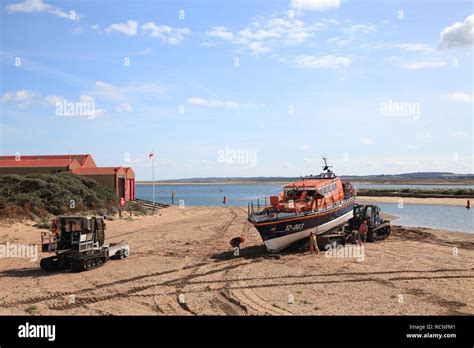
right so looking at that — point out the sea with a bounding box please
[136,183,473,233]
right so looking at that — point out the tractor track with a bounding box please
[0,262,207,308]
[172,207,238,314]
[49,259,250,310]
[44,270,474,312]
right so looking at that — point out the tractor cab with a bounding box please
[352,204,381,227]
[42,216,106,254]
[346,204,391,242]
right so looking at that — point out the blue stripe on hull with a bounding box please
[254,201,355,243]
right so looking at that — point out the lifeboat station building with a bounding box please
[0,154,135,201]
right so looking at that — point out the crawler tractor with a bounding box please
[40,216,129,272]
[293,203,391,252]
[345,204,391,242]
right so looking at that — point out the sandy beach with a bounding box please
[0,206,473,316]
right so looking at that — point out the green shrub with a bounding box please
[0,173,118,219]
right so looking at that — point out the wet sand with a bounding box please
[0,206,473,315]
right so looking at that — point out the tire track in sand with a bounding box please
[173,207,238,314]
[218,209,293,315]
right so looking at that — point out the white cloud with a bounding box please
[5,0,79,21]
[345,24,377,34]
[206,26,234,41]
[187,97,239,109]
[293,54,350,69]
[141,22,191,44]
[79,95,95,103]
[300,145,312,150]
[92,81,167,101]
[360,137,373,145]
[451,131,466,137]
[115,103,133,112]
[248,42,272,55]
[407,145,419,150]
[360,42,435,54]
[45,94,63,105]
[441,92,473,103]
[395,43,434,53]
[290,0,341,12]
[440,14,474,48]
[2,89,37,103]
[205,15,337,56]
[400,61,446,70]
[106,20,138,36]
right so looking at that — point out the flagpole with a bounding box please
[152,149,155,213]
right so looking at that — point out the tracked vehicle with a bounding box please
[40,216,129,272]
[286,203,391,252]
[346,204,391,242]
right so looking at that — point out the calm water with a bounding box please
[136,183,473,233]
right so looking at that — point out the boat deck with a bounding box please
[248,197,357,224]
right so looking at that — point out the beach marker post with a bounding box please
[149,151,155,214]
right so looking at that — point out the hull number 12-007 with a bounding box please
[285,223,304,231]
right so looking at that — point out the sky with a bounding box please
[0,0,473,180]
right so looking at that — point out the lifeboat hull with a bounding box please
[252,200,355,253]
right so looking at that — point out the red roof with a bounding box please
[0,159,77,168]
[0,154,93,167]
[73,167,124,175]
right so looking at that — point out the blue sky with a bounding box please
[1,0,473,179]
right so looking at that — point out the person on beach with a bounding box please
[230,236,245,256]
[309,231,319,254]
[359,220,368,245]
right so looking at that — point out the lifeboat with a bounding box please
[247,158,357,252]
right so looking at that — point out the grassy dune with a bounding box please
[357,188,474,199]
[0,173,119,219]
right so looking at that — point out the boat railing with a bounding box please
[247,195,357,221]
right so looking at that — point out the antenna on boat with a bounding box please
[322,156,332,173]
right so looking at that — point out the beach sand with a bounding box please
[0,206,472,315]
